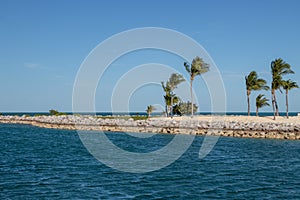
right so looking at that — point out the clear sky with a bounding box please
[0,0,299,113]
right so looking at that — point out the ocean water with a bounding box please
[1,124,300,199]
[1,111,299,117]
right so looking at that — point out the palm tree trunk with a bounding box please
[190,79,193,117]
[271,90,276,120]
[274,92,279,116]
[247,90,250,116]
[256,107,258,117]
[286,90,289,119]
[165,105,168,117]
[167,105,170,117]
[170,93,173,118]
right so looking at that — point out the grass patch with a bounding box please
[131,116,148,120]
[34,114,47,117]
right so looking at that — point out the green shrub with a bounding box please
[49,109,59,115]
[176,101,198,115]
[49,109,66,116]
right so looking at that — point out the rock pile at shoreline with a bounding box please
[0,115,300,140]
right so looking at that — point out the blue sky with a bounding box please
[0,0,299,112]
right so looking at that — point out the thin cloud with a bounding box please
[24,62,40,69]
[55,75,64,79]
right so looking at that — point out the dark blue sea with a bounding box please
[1,123,300,199]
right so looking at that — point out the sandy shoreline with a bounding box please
[1,115,300,140]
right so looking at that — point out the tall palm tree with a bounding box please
[146,105,155,118]
[256,94,270,117]
[282,79,298,118]
[271,58,294,119]
[245,71,269,116]
[184,56,209,117]
[168,73,185,117]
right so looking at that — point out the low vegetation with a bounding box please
[49,109,66,116]
[96,115,148,121]
[175,101,198,116]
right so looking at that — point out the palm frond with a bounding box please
[168,73,185,91]
[280,69,294,76]
[271,58,294,90]
[161,81,171,93]
[282,79,299,90]
[184,62,191,75]
[191,56,210,76]
[256,94,270,108]
[245,71,269,91]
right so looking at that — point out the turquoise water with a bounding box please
[1,124,300,199]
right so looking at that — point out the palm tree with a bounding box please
[256,94,270,117]
[245,71,269,116]
[184,56,209,117]
[161,81,171,117]
[271,58,294,119]
[168,73,185,117]
[282,79,298,118]
[146,105,155,118]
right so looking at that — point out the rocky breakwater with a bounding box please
[0,115,300,140]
